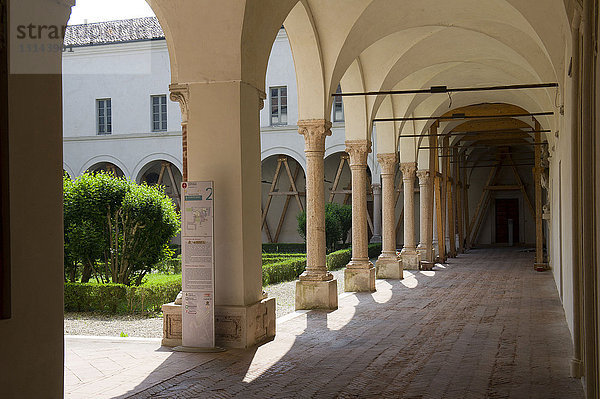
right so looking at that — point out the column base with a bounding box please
[295,279,338,310]
[375,254,403,279]
[215,298,276,348]
[401,249,421,270]
[534,262,549,272]
[160,298,277,349]
[344,262,376,292]
[570,358,583,378]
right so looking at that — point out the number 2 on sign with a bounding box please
[206,187,213,200]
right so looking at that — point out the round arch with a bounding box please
[132,153,183,183]
[79,155,130,177]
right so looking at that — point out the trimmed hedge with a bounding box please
[262,257,306,286]
[262,243,306,253]
[64,276,181,313]
[261,243,383,286]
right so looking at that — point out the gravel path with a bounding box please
[64,267,350,338]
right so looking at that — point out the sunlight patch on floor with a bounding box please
[401,271,418,288]
[371,280,393,303]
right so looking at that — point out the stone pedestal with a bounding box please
[344,140,376,292]
[295,280,338,310]
[401,251,421,270]
[161,298,276,349]
[345,266,376,291]
[375,254,403,279]
[162,302,182,347]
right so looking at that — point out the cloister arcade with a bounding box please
[2,0,600,397]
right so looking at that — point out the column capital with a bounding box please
[377,153,397,175]
[400,162,417,179]
[416,169,432,186]
[345,140,371,167]
[298,119,332,153]
[169,83,190,124]
[371,183,382,193]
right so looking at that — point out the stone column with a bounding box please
[169,84,189,180]
[375,153,402,279]
[400,162,421,269]
[416,169,433,261]
[344,140,376,292]
[370,183,382,243]
[295,120,338,310]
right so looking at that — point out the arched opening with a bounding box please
[136,160,182,208]
[85,161,125,177]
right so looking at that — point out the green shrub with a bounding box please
[262,243,306,253]
[64,274,181,313]
[330,203,352,244]
[64,172,180,285]
[297,203,344,252]
[262,257,306,286]
[326,248,352,270]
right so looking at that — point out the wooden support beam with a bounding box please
[262,206,273,243]
[261,157,283,229]
[463,154,470,249]
[471,193,493,247]
[506,154,535,218]
[274,162,303,243]
[467,165,499,248]
[435,134,446,262]
[441,136,449,259]
[533,122,545,268]
[447,143,457,257]
[455,148,464,253]
[165,163,181,208]
[329,154,348,202]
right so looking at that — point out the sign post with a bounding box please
[175,181,223,352]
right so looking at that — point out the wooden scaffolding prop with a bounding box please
[328,153,375,234]
[155,161,181,209]
[261,155,304,243]
[465,147,535,249]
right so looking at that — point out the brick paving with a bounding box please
[65,248,584,398]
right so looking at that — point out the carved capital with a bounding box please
[400,162,417,180]
[298,119,332,153]
[259,90,267,111]
[416,169,432,186]
[169,83,190,124]
[345,140,371,167]
[377,153,397,175]
[371,183,382,194]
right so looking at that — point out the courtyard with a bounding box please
[65,248,583,398]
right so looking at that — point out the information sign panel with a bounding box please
[181,181,214,348]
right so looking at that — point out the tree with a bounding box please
[297,202,343,252]
[64,172,180,285]
[330,202,352,244]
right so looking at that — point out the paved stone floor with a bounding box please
[65,248,584,398]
